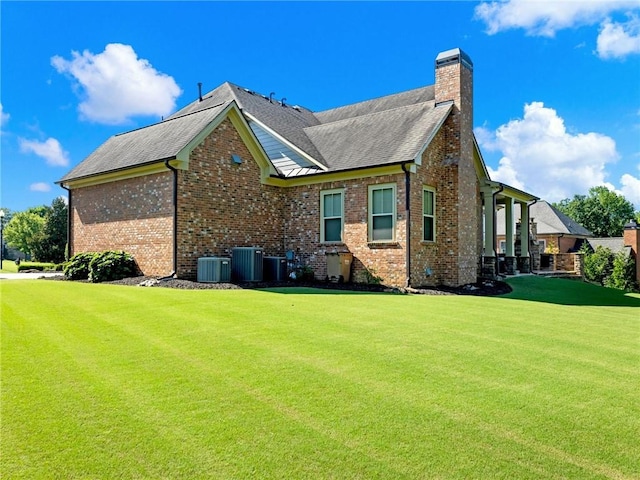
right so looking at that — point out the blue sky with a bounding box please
[1,1,639,213]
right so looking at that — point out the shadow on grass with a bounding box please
[503,275,640,307]
[256,286,389,295]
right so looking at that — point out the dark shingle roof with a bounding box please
[496,200,593,236]
[305,101,450,171]
[587,238,627,255]
[60,103,229,182]
[61,81,449,182]
[315,85,434,124]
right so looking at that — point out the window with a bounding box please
[320,189,344,242]
[423,187,436,241]
[499,241,506,254]
[368,184,396,242]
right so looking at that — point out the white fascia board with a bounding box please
[411,102,453,166]
[243,112,328,172]
[472,134,490,180]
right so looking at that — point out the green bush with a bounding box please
[18,264,44,272]
[88,251,138,283]
[16,262,56,272]
[582,246,614,285]
[605,251,639,292]
[64,252,96,280]
[64,251,139,282]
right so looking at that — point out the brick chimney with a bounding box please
[623,219,640,284]
[435,48,473,164]
[433,48,478,285]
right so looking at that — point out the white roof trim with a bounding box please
[243,111,328,172]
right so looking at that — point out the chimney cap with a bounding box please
[624,219,639,230]
[436,48,473,70]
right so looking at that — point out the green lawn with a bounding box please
[1,277,638,479]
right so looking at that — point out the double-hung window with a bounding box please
[423,187,436,242]
[368,184,396,242]
[320,189,344,243]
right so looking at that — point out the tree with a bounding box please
[554,186,635,237]
[3,207,47,258]
[32,197,68,263]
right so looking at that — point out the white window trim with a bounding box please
[423,186,436,242]
[368,183,397,243]
[320,188,345,243]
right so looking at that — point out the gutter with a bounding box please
[164,159,178,278]
[401,162,411,288]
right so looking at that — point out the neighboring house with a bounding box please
[586,219,640,284]
[496,200,592,254]
[58,48,537,287]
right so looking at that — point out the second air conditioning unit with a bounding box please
[232,247,263,282]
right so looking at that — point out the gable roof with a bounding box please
[59,79,461,184]
[59,102,230,183]
[496,200,593,236]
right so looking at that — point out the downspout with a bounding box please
[60,184,71,260]
[527,199,538,273]
[164,159,178,278]
[401,162,411,288]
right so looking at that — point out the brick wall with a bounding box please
[176,117,285,279]
[69,51,481,288]
[284,175,408,287]
[429,52,479,286]
[71,172,173,275]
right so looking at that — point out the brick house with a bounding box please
[497,200,593,254]
[58,48,537,287]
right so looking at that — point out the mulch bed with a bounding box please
[43,274,511,296]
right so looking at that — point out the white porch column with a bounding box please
[504,197,514,257]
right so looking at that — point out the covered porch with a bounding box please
[481,180,539,278]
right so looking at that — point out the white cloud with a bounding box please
[620,172,640,207]
[51,43,182,125]
[475,0,639,36]
[30,182,52,192]
[0,103,9,130]
[596,16,640,59]
[476,102,619,203]
[19,137,70,167]
[475,0,640,59]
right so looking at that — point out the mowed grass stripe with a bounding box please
[1,278,638,479]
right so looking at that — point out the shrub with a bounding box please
[605,251,639,292]
[88,251,138,283]
[582,246,614,285]
[64,252,96,280]
[16,262,56,272]
[18,264,44,272]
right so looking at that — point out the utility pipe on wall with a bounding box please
[165,159,178,277]
[401,162,411,288]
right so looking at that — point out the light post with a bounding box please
[0,209,5,270]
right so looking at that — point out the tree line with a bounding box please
[2,197,67,264]
[1,186,638,267]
